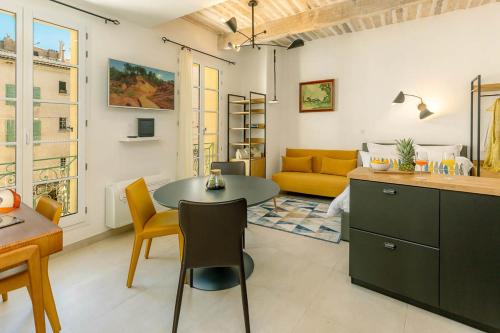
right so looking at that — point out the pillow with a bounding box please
[320,157,357,176]
[367,143,401,169]
[359,151,371,167]
[282,156,312,173]
[414,144,463,162]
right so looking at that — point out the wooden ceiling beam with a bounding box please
[218,0,426,48]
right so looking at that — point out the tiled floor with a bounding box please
[0,224,481,333]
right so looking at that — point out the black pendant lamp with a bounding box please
[269,49,279,104]
[225,0,304,51]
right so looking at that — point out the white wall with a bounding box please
[9,0,240,245]
[277,3,500,158]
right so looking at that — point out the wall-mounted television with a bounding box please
[108,59,175,111]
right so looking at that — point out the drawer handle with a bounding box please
[383,188,397,195]
[384,242,397,250]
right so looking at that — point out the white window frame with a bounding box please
[193,62,221,176]
[0,1,87,227]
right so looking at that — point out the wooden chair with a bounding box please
[35,196,62,225]
[1,196,62,332]
[125,178,184,288]
[0,245,45,333]
[172,199,250,333]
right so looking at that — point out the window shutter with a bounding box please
[5,84,16,106]
[33,119,42,142]
[5,119,15,142]
[34,87,41,106]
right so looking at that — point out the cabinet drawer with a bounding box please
[350,229,439,307]
[350,180,439,247]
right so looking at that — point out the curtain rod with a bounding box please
[48,0,120,25]
[162,37,236,65]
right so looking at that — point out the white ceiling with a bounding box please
[71,0,227,28]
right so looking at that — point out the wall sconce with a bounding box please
[392,91,434,119]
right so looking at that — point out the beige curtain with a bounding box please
[176,49,193,179]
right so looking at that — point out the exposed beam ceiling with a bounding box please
[182,0,498,49]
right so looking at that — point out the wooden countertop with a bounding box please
[348,167,500,197]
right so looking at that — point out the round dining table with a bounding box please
[153,175,280,291]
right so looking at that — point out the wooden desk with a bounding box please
[0,203,63,332]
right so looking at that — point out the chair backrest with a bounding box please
[0,245,40,277]
[211,161,246,176]
[125,178,156,233]
[35,196,62,225]
[178,198,247,269]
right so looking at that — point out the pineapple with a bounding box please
[396,138,415,172]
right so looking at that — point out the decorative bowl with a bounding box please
[370,161,390,171]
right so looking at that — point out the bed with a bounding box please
[328,143,471,241]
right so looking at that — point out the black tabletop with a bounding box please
[153,175,280,209]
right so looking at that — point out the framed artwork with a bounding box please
[108,59,175,110]
[299,79,335,113]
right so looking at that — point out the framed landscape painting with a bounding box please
[108,59,175,110]
[299,79,335,112]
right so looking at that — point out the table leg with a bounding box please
[41,257,61,333]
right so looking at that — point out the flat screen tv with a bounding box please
[108,59,175,111]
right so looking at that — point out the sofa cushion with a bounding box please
[286,148,358,173]
[272,172,348,197]
[321,157,357,176]
[282,156,313,173]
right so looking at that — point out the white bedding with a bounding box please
[326,147,474,217]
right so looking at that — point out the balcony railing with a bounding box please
[193,142,215,176]
[0,155,77,216]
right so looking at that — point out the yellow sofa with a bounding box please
[272,148,358,197]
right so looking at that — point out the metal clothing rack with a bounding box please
[470,75,500,177]
[48,0,120,25]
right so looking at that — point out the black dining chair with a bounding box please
[172,199,250,333]
[211,161,246,176]
[211,161,277,210]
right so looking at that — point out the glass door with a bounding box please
[0,3,86,226]
[192,64,220,176]
[0,7,21,192]
[31,19,81,219]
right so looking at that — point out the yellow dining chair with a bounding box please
[125,178,183,288]
[1,196,63,332]
[35,196,63,225]
[0,245,46,333]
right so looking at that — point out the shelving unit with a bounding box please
[470,75,500,177]
[228,92,267,177]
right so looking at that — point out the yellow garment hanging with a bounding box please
[483,98,500,172]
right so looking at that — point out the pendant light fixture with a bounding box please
[269,49,279,104]
[225,0,304,51]
[392,91,434,119]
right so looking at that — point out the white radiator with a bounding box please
[105,174,171,229]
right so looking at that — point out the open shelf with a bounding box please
[230,109,265,115]
[119,137,160,142]
[472,83,500,92]
[229,98,265,105]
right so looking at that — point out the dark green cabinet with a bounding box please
[440,191,500,330]
[350,180,500,332]
[350,180,439,247]
[350,229,439,307]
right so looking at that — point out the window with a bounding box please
[0,9,17,190]
[5,84,15,106]
[59,81,67,94]
[0,5,86,224]
[192,64,220,176]
[59,117,67,130]
[33,119,41,142]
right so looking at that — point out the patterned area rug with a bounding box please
[248,196,341,243]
